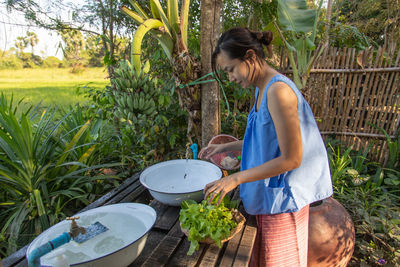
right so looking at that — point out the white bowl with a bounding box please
[140,159,222,206]
[26,203,156,267]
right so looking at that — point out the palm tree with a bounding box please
[121,0,201,145]
[26,31,39,55]
[14,36,28,57]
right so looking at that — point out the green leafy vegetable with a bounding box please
[179,195,239,255]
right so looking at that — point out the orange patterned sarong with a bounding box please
[249,205,309,267]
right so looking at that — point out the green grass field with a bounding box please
[0,68,110,109]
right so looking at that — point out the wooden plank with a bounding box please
[140,235,182,267]
[219,223,246,267]
[2,245,28,267]
[106,179,142,205]
[149,200,170,224]
[232,215,257,267]
[166,239,206,267]
[11,260,27,267]
[134,190,152,204]
[80,173,140,212]
[198,244,222,267]
[119,185,147,203]
[129,230,166,267]
[167,219,184,238]
[154,206,180,231]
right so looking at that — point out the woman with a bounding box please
[202,27,333,266]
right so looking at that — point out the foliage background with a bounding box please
[0,0,399,265]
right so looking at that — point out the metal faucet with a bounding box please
[67,216,86,238]
[28,217,85,267]
[185,143,198,159]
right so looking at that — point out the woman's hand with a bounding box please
[204,174,240,206]
[201,144,225,159]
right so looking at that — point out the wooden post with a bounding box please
[200,0,222,148]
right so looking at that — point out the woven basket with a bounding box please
[181,209,246,245]
[198,134,241,170]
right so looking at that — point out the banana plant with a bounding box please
[121,0,201,144]
[121,0,190,73]
[267,0,325,90]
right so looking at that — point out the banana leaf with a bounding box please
[277,0,316,33]
[167,0,179,35]
[132,19,164,72]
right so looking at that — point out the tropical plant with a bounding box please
[26,31,39,55]
[326,140,400,265]
[121,0,202,144]
[81,61,188,170]
[263,0,326,90]
[0,94,118,255]
[333,0,400,48]
[329,22,371,50]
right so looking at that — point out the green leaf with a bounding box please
[180,0,190,49]
[121,6,145,24]
[128,0,149,19]
[167,0,179,34]
[149,0,172,36]
[277,0,316,33]
[152,31,173,60]
[179,196,238,255]
[33,189,46,217]
[132,19,164,73]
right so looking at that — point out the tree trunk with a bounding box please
[200,0,222,148]
[324,0,333,45]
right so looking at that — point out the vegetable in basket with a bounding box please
[179,195,240,255]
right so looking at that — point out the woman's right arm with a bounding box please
[225,140,243,151]
[203,140,243,159]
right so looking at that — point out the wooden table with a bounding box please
[2,173,257,267]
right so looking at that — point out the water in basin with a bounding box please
[27,203,155,266]
[140,159,222,193]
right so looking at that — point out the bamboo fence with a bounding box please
[279,45,400,163]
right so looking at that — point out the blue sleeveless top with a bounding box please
[240,74,333,215]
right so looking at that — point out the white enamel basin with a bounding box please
[26,203,156,267]
[140,159,222,206]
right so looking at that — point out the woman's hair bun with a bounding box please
[251,30,273,46]
[261,31,273,46]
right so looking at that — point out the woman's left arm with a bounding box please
[204,82,302,205]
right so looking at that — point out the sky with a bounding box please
[0,3,64,59]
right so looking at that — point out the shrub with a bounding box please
[327,141,400,265]
[0,52,23,69]
[43,56,63,68]
[0,94,119,257]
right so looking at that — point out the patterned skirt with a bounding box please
[249,205,309,267]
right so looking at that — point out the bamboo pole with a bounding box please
[320,131,395,139]
[281,67,400,74]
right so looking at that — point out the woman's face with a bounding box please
[216,50,254,88]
